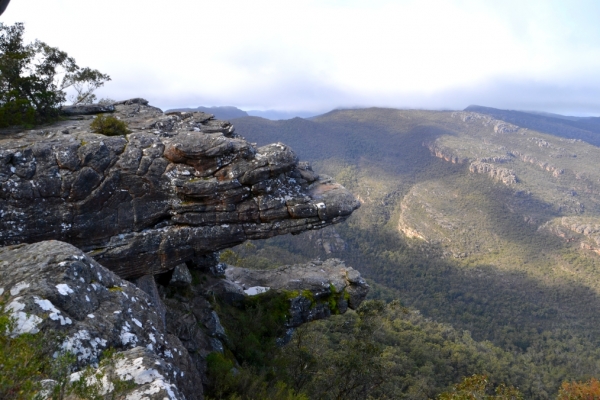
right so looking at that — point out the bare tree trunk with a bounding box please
[0,0,11,16]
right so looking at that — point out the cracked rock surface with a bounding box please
[0,240,200,400]
[0,99,359,279]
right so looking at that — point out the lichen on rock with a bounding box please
[0,240,200,399]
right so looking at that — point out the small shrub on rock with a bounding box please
[90,114,130,136]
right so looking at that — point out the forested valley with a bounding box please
[209,108,600,399]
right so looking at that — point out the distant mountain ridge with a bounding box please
[165,105,318,121]
[165,105,249,120]
[465,105,600,146]
[245,109,319,120]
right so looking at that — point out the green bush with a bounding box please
[90,114,130,136]
[0,302,47,399]
[0,94,36,128]
[0,22,110,127]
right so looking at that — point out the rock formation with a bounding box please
[0,99,364,399]
[540,216,600,255]
[469,160,518,185]
[451,111,521,134]
[424,141,467,164]
[0,99,360,279]
[0,240,197,399]
[0,241,368,400]
[226,259,369,327]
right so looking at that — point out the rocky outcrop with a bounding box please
[511,149,565,177]
[0,99,359,279]
[424,141,466,164]
[469,161,518,185]
[0,99,364,399]
[451,111,521,134]
[0,240,198,399]
[0,240,371,399]
[225,259,369,327]
[60,103,116,116]
[540,217,600,255]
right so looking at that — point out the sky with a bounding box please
[4,0,600,116]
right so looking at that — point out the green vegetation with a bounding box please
[0,300,133,399]
[90,114,130,136]
[215,291,290,367]
[438,375,523,400]
[229,108,600,398]
[0,22,110,128]
[209,296,588,399]
[206,291,305,399]
[0,302,47,398]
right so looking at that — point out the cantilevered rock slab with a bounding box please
[0,100,360,278]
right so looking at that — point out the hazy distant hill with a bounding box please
[245,109,318,120]
[230,107,600,397]
[165,105,248,120]
[465,105,600,146]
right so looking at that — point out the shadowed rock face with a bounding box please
[0,100,359,278]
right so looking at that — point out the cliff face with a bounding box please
[0,100,364,399]
[0,99,359,279]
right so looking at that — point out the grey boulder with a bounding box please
[0,240,201,400]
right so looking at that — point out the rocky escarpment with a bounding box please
[540,216,600,254]
[0,99,364,399]
[424,141,467,164]
[0,99,359,279]
[425,139,517,185]
[226,259,369,327]
[451,111,521,134]
[469,161,517,185]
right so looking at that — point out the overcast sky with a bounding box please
[4,0,600,115]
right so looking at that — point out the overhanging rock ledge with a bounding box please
[0,99,360,279]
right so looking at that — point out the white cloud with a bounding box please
[4,0,600,114]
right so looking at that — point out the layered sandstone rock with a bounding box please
[469,160,518,185]
[0,99,359,279]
